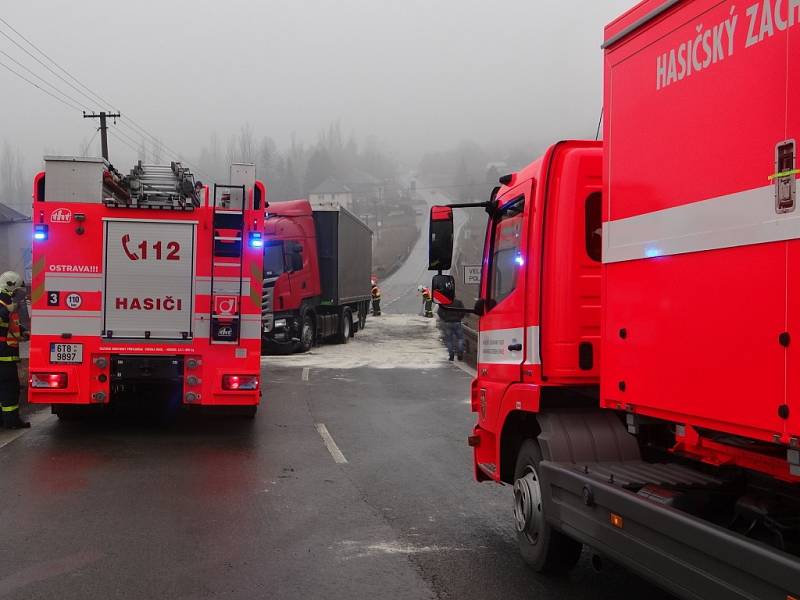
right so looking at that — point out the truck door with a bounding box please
[476,181,531,449]
[103,220,195,339]
[541,147,602,382]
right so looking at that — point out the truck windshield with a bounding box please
[264,241,285,277]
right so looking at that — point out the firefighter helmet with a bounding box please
[0,271,23,294]
[417,285,424,292]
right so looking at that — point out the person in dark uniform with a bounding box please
[0,271,29,429]
[438,298,465,361]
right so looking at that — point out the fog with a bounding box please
[1,0,635,205]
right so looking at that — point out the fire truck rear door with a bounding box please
[103,219,195,339]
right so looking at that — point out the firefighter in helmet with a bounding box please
[0,271,30,429]
[418,285,434,318]
[371,279,382,316]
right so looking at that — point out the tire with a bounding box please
[359,305,367,330]
[297,313,315,353]
[336,308,352,344]
[513,439,583,573]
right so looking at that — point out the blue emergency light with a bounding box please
[33,224,48,241]
[249,231,264,249]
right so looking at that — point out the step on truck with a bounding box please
[28,158,266,418]
[261,199,372,353]
[427,1,800,597]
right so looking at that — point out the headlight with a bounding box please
[274,319,287,328]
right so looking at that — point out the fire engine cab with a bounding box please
[28,157,266,417]
[428,0,800,597]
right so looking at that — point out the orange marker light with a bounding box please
[609,513,624,529]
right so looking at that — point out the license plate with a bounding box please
[50,343,83,364]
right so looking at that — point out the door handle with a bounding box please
[508,343,522,352]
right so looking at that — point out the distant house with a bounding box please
[0,202,32,283]
[309,177,353,211]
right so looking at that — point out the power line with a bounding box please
[0,49,87,110]
[107,129,142,155]
[81,127,100,155]
[0,16,207,176]
[0,58,82,112]
[0,15,111,108]
[0,28,96,110]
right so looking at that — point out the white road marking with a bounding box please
[315,423,348,464]
[0,411,54,450]
[301,367,310,381]
[334,540,470,559]
[453,360,477,377]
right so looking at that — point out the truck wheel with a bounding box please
[336,308,352,344]
[513,439,583,573]
[298,313,315,353]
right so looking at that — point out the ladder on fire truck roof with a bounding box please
[209,184,247,345]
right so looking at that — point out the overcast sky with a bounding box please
[1,1,636,168]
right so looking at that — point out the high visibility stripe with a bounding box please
[31,255,46,278]
[0,356,19,362]
[603,184,800,263]
[768,169,800,181]
[1,404,19,412]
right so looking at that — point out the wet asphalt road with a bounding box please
[0,326,673,599]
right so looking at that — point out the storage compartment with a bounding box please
[311,203,372,305]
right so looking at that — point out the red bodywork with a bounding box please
[263,199,321,313]
[468,0,799,484]
[28,171,266,408]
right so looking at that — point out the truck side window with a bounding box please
[264,241,285,277]
[585,192,602,262]
[488,196,524,307]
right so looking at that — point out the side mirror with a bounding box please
[431,274,455,305]
[429,206,453,270]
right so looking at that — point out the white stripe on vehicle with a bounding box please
[602,184,800,263]
[526,326,540,365]
[32,312,102,336]
[44,274,103,292]
[478,327,525,365]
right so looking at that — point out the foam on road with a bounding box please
[262,314,447,370]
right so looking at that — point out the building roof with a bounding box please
[309,177,351,196]
[0,202,29,224]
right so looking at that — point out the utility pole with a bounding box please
[83,111,121,161]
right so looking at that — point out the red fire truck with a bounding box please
[428,1,800,597]
[28,158,266,417]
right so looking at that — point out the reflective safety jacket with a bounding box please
[371,285,381,300]
[421,288,432,302]
[0,292,22,362]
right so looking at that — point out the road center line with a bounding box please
[301,367,310,381]
[315,423,348,464]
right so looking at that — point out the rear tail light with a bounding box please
[222,374,259,391]
[31,373,68,389]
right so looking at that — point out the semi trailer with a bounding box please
[261,199,372,353]
[427,0,800,597]
[28,158,266,417]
